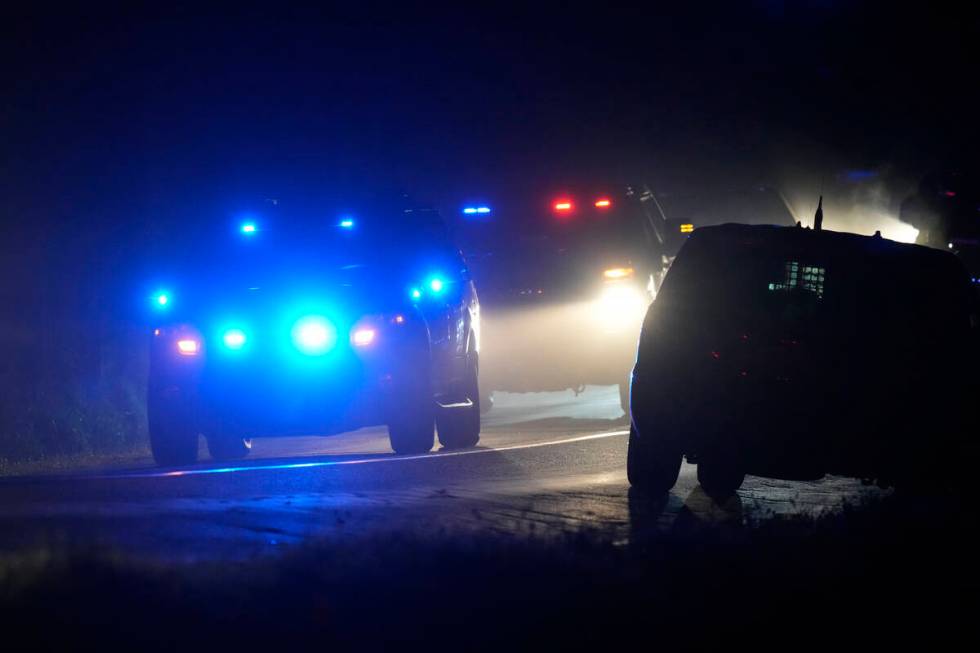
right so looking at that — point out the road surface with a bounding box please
[0,385,885,560]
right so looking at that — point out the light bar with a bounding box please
[680,223,695,233]
[594,198,612,208]
[339,218,355,229]
[241,222,257,234]
[554,201,573,212]
[462,206,492,215]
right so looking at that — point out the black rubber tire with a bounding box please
[697,456,746,502]
[386,344,436,454]
[147,391,199,467]
[626,423,682,494]
[389,408,436,454]
[207,433,252,461]
[438,355,481,449]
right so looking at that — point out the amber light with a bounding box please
[603,267,635,280]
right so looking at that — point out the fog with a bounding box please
[770,146,922,244]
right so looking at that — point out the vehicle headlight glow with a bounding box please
[595,284,649,332]
[291,315,336,356]
[176,338,200,355]
[222,328,247,350]
[603,267,634,280]
[352,327,376,347]
[152,291,171,309]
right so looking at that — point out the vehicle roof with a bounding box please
[655,187,797,227]
[687,223,963,271]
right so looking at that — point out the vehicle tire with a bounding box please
[438,354,481,449]
[627,423,682,494]
[619,380,630,417]
[147,391,199,467]
[389,407,436,455]
[207,433,252,461]
[697,455,745,502]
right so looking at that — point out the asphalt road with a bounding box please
[0,385,885,561]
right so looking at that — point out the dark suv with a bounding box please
[147,204,481,466]
[627,223,979,499]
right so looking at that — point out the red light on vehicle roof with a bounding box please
[554,200,573,212]
[594,198,612,208]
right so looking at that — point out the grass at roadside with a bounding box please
[1,492,977,650]
[0,444,151,478]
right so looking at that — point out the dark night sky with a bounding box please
[1,2,977,236]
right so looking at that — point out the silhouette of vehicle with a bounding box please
[627,223,979,500]
[456,185,663,414]
[147,201,481,466]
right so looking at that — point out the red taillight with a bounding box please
[554,200,573,212]
[176,339,200,355]
[594,198,612,208]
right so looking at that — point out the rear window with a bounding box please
[659,231,973,342]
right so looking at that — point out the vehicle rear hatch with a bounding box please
[650,225,975,450]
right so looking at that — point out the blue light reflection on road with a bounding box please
[100,430,630,481]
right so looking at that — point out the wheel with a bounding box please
[147,389,199,467]
[386,344,436,454]
[207,432,252,461]
[619,379,630,417]
[697,455,745,502]
[438,354,481,449]
[389,408,435,454]
[627,423,682,494]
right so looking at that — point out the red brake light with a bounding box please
[554,200,573,212]
[594,198,612,208]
